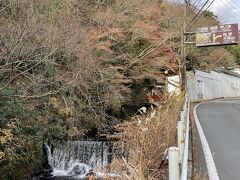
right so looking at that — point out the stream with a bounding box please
[34,141,126,179]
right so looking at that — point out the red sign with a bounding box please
[196,24,239,47]
[146,94,164,101]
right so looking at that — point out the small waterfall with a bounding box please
[44,141,125,179]
[43,143,52,167]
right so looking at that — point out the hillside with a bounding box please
[0,0,238,179]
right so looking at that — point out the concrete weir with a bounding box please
[33,141,126,180]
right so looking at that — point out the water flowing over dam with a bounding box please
[42,141,126,179]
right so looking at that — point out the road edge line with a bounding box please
[194,104,220,180]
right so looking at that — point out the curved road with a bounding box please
[196,99,240,180]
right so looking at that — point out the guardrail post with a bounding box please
[178,121,184,163]
[180,111,185,123]
[169,147,180,180]
[185,102,187,115]
[169,94,189,180]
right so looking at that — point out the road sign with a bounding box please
[196,24,238,47]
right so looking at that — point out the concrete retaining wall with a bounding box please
[187,70,240,102]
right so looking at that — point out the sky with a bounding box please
[171,0,240,24]
[209,0,240,24]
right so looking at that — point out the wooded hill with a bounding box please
[0,0,238,179]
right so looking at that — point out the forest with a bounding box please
[0,0,239,179]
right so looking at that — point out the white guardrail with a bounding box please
[169,95,190,180]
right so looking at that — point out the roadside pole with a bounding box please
[169,147,180,180]
[180,1,187,92]
[178,120,185,163]
[181,1,196,91]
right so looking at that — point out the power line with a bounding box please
[186,0,212,28]
[187,0,240,31]
[218,0,240,18]
[186,0,214,27]
[187,0,202,15]
[220,0,240,15]
[220,0,240,16]
[188,0,215,30]
[224,0,240,15]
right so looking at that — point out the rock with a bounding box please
[86,169,96,177]
[68,165,86,176]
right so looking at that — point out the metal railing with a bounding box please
[169,95,190,180]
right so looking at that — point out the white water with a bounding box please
[43,143,52,166]
[46,141,121,179]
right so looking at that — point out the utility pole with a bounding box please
[180,34,186,91]
[180,0,187,91]
[180,1,197,91]
[180,0,196,91]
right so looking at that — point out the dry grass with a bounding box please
[192,172,208,180]
[110,94,184,180]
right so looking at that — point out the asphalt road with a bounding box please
[196,99,240,180]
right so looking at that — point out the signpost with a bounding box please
[180,23,239,91]
[196,24,239,47]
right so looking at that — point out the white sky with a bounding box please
[209,0,240,23]
[170,0,240,24]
